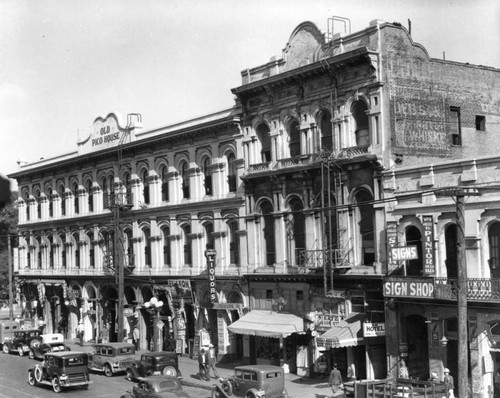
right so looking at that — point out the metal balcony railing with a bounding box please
[296,249,350,268]
[434,277,500,301]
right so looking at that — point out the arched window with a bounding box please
[35,237,41,269]
[320,111,333,151]
[160,165,169,202]
[36,191,41,219]
[257,124,271,163]
[405,226,423,276]
[72,182,79,214]
[288,198,306,266]
[226,153,237,192]
[204,222,214,250]
[102,178,109,209]
[60,234,67,268]
[488,222,500,278]
[289,120,301,157]
[49,236,54,268]
[203,157,212,196]
[86,180,93,212]
[143,228,151,267]
[181,162,190,199]
[162,227,171,267]
[73,233,80,268]
[355,189,375,265]
[261,201,275,266]
[88,232,95,268]
[228,220,239,266]
[182,225,192,265]
[142,169,150,205]
[24,192,30,221]
[46,188,53,218]
[58,186,66,216]
[352,100,369,147]
[125,230,134,267]
[445,224,458,278]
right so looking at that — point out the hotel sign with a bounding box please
[384,277,435,298]
[363,322,385,337]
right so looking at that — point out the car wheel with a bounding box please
[28,350,35,360]
[246,392,257,398]
[30,339,41,349]
[211,388,221,398]
[18,345,24,357]
[34,366,44,383]
[221,380,233,396]
[52,377,62,393]
[162,366,177,377]
[28,370,37,386]
[104,364,113,377]
[2,344,9,354]
[126,369,135,381]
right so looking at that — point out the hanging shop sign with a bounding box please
[386,221,399,273]
[205,250,217,303]
[158,279,193,303]
[422,215,435,275]
[390,246,418,261]
[384,277,435,298]
[363,322,386,337]
[316,311,343,332]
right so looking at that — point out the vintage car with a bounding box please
[88,342,137,377]
[27,351,92,393]
[0,321,20,349]
[3,328,42,356]
[126,351,182,381]
[120,375,191,398]
[29,333,70,360]
[212,365,288,398]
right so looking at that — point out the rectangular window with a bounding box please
[266,290,273,300]
[476,115,485,131]
[450,107,461,146]
[296,290,304,301]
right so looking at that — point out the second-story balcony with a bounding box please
[297,248,350,269]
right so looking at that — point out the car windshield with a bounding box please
[158,380,178,390]
[65,356,87,366]
[266,372,280,378]
[118,347,134,355]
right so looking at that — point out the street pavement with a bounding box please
[65,339,333,398]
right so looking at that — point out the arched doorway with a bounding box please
[226,290,244,359]
[100,285,118,342]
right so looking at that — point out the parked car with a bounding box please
[29,333,70,360]
[0,321,20,349]
[27,351,92,393]
[88,342,137,377]
[212,365,288,398]
[126,351,182,381]
[3,329,41,356]
[120,375,191,398]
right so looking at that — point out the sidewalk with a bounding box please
[66,339,332,397]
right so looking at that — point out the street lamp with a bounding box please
[144,297,163,351]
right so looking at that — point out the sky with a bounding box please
[1,0,499,191]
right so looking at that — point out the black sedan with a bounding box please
[120,376,191,398]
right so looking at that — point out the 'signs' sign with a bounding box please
[391,246,418,261]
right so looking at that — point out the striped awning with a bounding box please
[316,313,365,348]
[227,310,305,339]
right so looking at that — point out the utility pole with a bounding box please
[437,187,479,398]
[8,235,14,320]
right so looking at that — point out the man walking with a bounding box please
[443,368,454,398]
[198,348,209,381]
[207,344,219,378]
[329,363,343,395]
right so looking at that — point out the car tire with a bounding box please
[28,350,35,360]
[246,392,257,398]
[2,344,8,354]
[211,387,221,398]
[52,377,62,393]
[221,380,233,396]
[30,339,41,349]
[28,370,37,386]
[104,364,113,377]
[162,366,177,377]
[34,366,44,383]
[18,345,24,356]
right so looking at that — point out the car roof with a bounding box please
[46,351,87,358]
[235,365,284,372]
[142,351,177,357]
[94,342,135,348]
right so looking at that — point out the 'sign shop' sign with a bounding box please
[384,278,434,298]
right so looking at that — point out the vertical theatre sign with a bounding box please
[422,215,435,275]
[205,250,217,303]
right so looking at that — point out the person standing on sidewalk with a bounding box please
[329,363,343,395]
[206,344,219,378]
[198,348,209,381]
[76,322,84,346]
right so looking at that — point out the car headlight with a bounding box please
[59,374,68,380]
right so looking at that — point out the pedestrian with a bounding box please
[347,363,356,381]
[399,360,409,379]
[198,348,209,381]
[133,326,140,350]
[76,322,84,346]
[206,344,219,378]
[329,363,343,395]
[494,369,500,398]
[443,368,454,398]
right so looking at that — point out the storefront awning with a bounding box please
[227,310,305,339]
[316,313,365,348]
